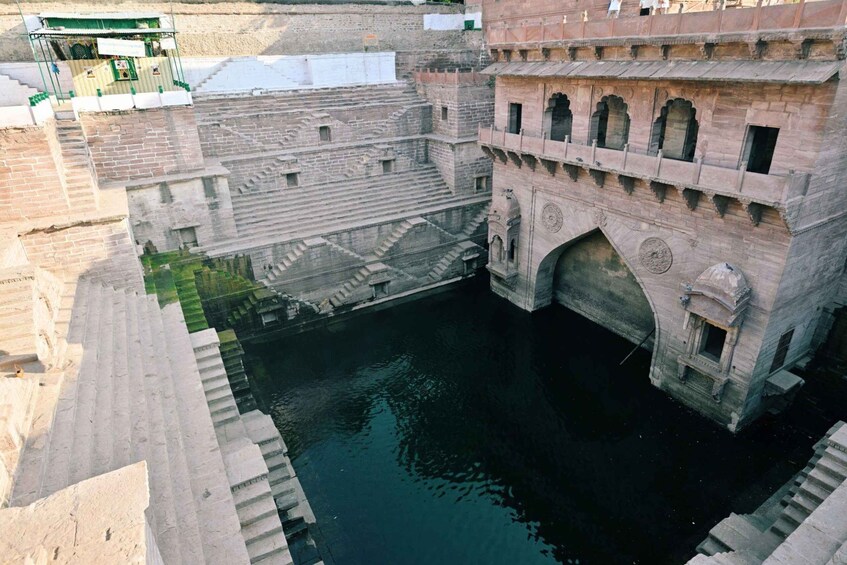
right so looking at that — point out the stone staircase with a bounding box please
[242,411,324,565]
[54,116,99,210]
[195,82,419,120]
[265,240,310,283]
[207,166,489,256]
[9,277,250,564]
[769,422,847,540]
[691,421,847,564]
[426,207,489,281]
[374,217,425,258]
[0,73,38,106]
[191,331,241,428]
[241,155,300,194]
[218,329,258,413]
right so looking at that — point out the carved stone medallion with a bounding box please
[639,237,673,274]
[541,203,563,233]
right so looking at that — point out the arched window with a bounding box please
[543,93,573,142]
[590,95,630,150]
[508,239,517,263]
[649,99,699,162]
[491,235,504,263]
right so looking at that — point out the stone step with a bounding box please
[236,190,457,242]
[233,170,446,218]
[205,193,489,257]
[233,479,275,511]
[37,281,103,499]
[143,296,207,563]
[68,283,114,485]
[159,303,251,563]
[239,493,280,528]
[243,513,287,549]
[7,283,85,506]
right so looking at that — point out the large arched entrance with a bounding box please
[543,230,655,348]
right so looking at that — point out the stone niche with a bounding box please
[677,262,751,403]
[487,188,521,286]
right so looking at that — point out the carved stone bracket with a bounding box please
[481,146,496,161]
[699,42,716,60]
[562,163,579,181]
[491,147,508,164]
[521,153,537,171]
[540,158,557,176]
[834,37,846,60]
[741,199,764,226]
[649,180,668,203]
[507,151,522,167]
[589,169,606,188]
[618,174,636,194]
[678,187,700,211]
[710,194,730,217]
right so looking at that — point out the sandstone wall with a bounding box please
[489,158,793,429]
[20,218,144,292]
[0,122,69,221]
[126,173,237,254]
[494,76,833,175]
[0,2,476,61]
[194,86,431,158]
[80,107,205,183]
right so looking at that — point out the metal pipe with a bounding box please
[15,1,50,98]
[619,327,655,366]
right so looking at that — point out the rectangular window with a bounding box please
[441,106,448,121]
[382,160,394,174]
[770,328,794,372]
[700,323,727,362]
[475,176,489,193]
[742,125,779,175]
[286,173,299,188]
[508,103,523,134]
[372,281,389,298]
[260,312,279,326]
[202,177,216,198]
[640,7,651,15]
[178,227,198,249]
[319,126,331,142]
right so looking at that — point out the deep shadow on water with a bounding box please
[245,278,825,565]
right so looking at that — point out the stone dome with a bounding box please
[490,189,521,222]
[692,262,751,310]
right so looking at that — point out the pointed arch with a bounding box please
[543,93,573,142]
[589,95,631,150]
[649,98,698,162]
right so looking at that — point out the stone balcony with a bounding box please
[478,125,810,229]
[486,0,847,50]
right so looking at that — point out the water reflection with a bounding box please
[246,279,811,565]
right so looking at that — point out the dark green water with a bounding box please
[245,279,822,565]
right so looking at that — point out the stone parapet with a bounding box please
[485,0,847,49]
[478,125,809,229]
[0,462,160,564]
